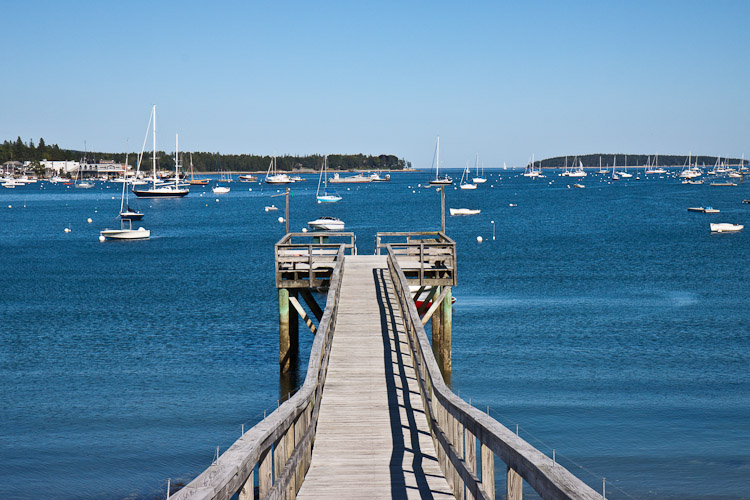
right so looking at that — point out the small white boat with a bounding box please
[704,207,720,214]
[238,174,257,182]
[710,223,743,233]
[428,137,453,185]
[308,216,345,231]
[472,154,487,183]
[369,172,390,182]
[100,219,150,240]
[573,183,585,189]
[264,205,278,212]
[212,185,230,194]
[449,208,481,216]
[316,156,342,203]
[265,156,292,184]
[459,165,477,190]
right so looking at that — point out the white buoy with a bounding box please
[302,227,308,233]
[8,205,12,209]
[216,198,219,202]
[249,188,252,191]
[64,227,71,233]
[87,218,92,223]
[111,196,115,200]
[477,236,483,243]
[99,235,105,242]
[278,216,285,223]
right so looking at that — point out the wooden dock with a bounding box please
[296,256,453,499]
[171,231,603,500]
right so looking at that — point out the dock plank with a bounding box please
[296,255,453,499]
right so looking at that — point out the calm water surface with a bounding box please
[1,171,748,499]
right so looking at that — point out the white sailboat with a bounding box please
[119,150,143,220]
[316,156,342,203]
[472,153,487,183]
[101,166,150,240]
[611,156,620,181]
[569,158,587,177]
[133,106,189,198]
[265,156,292,184]
[459,163,477,190]
[618,155,633,178]
[429,136,453,185]
[523,154,544,178]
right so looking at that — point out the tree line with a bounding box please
[534,154,747,169]
[1,137,409,172]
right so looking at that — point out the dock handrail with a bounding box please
[386,243,603,500]
[376,231,456,286]
[171,245,346,500]
[275,232,356,288]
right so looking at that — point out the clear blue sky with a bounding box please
[2,0,749,168]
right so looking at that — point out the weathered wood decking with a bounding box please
[296,256,453,499]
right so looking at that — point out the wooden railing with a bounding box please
[376,231,456,286]
[275,232,356,288]
[171,245,346,500]
[386,244,603,500]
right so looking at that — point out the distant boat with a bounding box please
[119,151,144,220]
[188,153,209,185]
[429,136,453,185]
[710,223,743,233]
[316,156,342,203]
[308,216,345,231]
[239,174,257,182]
[449,208,481,216]
[265,156,292,184]
[264,205,278,212]
[710,182,737,187]
[212,185,230,194]
[569,159,587,178]
[687,207,720,213]
[459,164,477,190]
[472,154,487,183]
[369,172,390,182]
[133,107,189,198]
[523,154,544,178]
[328,172,373,184]
[213,156,231,193]
[573,183,585,189]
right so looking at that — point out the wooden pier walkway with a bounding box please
[171,231,603,500]
[296,256,452,499]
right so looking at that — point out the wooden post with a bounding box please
[507,466,523,500]
[481,443,495,500]
[285,187,290,234]
[465,428,476,500]
[239,470,254,500]
[431,286,442,367]
[440,186,445,233]
[279,288,298,372]
[440,286,452,372]
[259,448,273,498]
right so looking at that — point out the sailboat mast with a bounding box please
[152,105,157,187]
[436,136,440,179]
[175,133,179,187]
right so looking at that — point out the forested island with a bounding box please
[0,137,410,172]
[534,154,747,169]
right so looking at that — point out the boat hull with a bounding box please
[132,188,189,198]
[100,228,150,240]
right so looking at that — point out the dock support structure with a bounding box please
[431,286,452,374]
[279,288,299,373]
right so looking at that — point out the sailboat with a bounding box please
[618,155,633,178]
[429,136,453,185]
[133,107,189,198]
[472,153,487,183]
[459,163,477,189]
[188,153,209,185]
[598,156,608,174]
[316,156,342,203]
[213,153,231,193]
[75,145,94,188]
[101,164,149,240]
[265,156,292,184]
[611,156,620,181]
[523,154,543,178]
[119,150,143,220]
[569,159,587,177]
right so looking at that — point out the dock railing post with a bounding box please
[440,286,452,372]
[279,288,298,372]
[432,286,442,367]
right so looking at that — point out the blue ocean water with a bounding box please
[0,171,748,499]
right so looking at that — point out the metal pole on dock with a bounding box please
[285,187,290,234]
[440,186,445,233]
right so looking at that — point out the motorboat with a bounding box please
[710,223,743,233]
[100,219,150,240]
[328,172,373,184]
[239,174,258,182]
[369,172,390,182]
[308,216,345,231]
[704,207,720,214]
[264,205,278,212]
[573,183,585,189]
[212,185,230,194]
[449,208,481,216]
[710,182,737,187]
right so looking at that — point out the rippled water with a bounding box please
[1,171,748,499]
